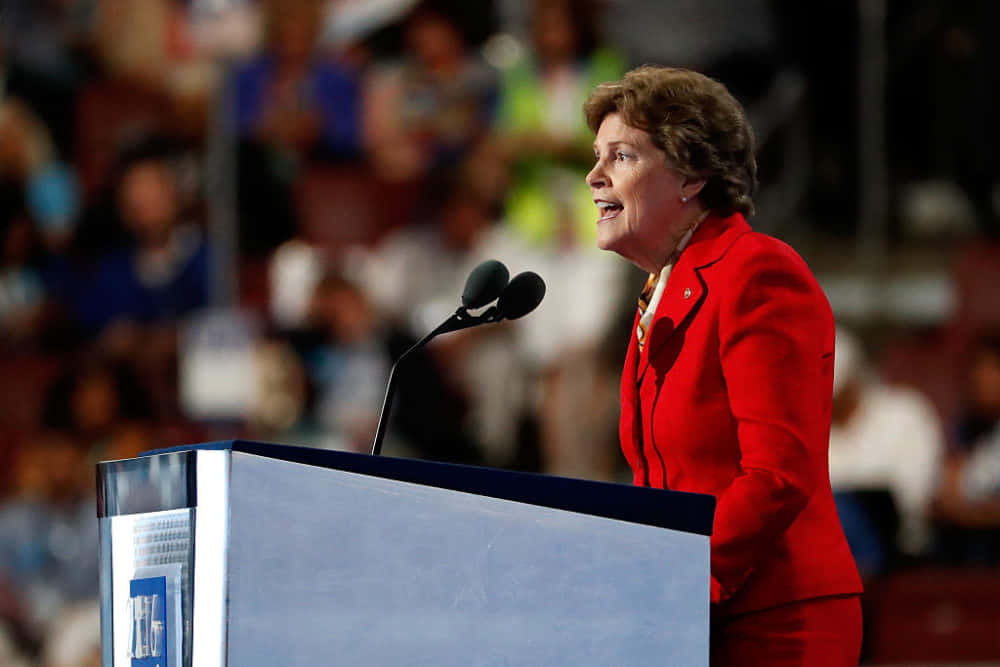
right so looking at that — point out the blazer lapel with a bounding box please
[636,213,752,382]
[637,262,704,381]
[619,311,642,469]
[621,310,641,406]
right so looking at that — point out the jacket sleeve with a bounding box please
[711,238,834,602]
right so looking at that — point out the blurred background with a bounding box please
[0,0,999,664]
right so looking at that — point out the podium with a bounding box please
[97,441,715,666]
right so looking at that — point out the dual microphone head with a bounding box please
[461,260,546,322]
[370,260,545,456]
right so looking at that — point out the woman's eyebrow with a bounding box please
[593,140,634,154]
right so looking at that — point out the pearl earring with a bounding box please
[681,196,688,203]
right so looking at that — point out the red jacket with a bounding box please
[620,212,862,616]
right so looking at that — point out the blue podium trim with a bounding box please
[142,440,715,536]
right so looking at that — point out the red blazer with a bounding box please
[620,212,862,617]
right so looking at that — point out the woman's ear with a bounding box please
[681,177,706,202]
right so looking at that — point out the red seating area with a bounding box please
[0,353,65,492]
[294,166,419,254]
[864,568,1000,663]
[952,241,1000,335]
[879,242,1000,427]
[74,79,170,201]
[0,353,64,434]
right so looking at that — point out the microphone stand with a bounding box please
[370,305,498,456]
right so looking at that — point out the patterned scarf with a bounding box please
[636,224,699,351]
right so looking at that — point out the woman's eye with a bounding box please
[616,152,629,161]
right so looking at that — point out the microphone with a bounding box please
[462,259,509,309]
[370,260,545,456]
[497,272,546,320]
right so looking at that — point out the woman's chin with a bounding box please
[595,223,614,247]
[597,234,643,268]
[596,228,623,254]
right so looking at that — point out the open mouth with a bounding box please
[597,201,623,221]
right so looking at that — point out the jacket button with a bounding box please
[684,287,692,299]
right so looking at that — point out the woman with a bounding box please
[584,66,863,665]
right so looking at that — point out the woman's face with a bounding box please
[970,348,1000,416]
[274,10,318,66]
[533,2,577,64]
[72,369,119,435]
[118,161,177,243]
[586,113,696,273]
[407,13,464,71]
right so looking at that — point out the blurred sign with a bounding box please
[179,308,259,421]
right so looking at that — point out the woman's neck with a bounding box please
[650,208,710,274]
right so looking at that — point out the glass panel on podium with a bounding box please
[99,450,216,667]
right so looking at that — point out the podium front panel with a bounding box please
[226,451,709,666]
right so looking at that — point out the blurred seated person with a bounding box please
[0,354,151,647]
[935,332,1000,564]
[0,436,96,616]
[303,270,483,464]
[0,100,79,252]
[234,0,361,254]
[39,354,154,463]
[38,601,101,667]
[243,338,309,442]
[234,0,361,160]
[364,0,498,183]
[302,271,389,453]
[828,327,944,576]
[0,210,47,347]
[92,0,221,108]
[0,0,92,159]
[0,100,80,347]
[496,0,625,249]
[48,137,209,354]
[0,435,91,657]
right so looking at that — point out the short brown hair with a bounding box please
[584,66,757,216]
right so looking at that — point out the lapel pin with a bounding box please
[684,288,692,299]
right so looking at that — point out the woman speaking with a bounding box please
[584,66,863,665]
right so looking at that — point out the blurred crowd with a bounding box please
[0,0,999,664]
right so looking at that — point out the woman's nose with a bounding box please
[586,161,607,189]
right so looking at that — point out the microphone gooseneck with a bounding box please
[369,314,462,457]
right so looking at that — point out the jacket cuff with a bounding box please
[710,576,722,604]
